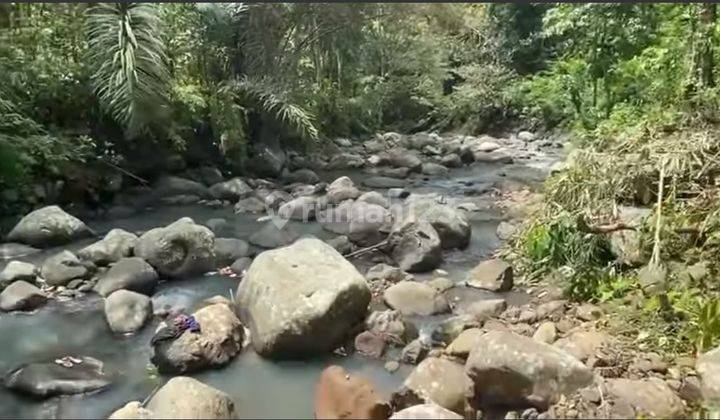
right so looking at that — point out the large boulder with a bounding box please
[94,257,159,297]
[0,280,47,311]
[146,376,236,419]
[327,152,364,170]
[40,250,91,286]
[383,281,449,316]
[250,145,286,178]
[152,302,244,374]
[248,221,300,249]
[236,238,371,358]
[697,345,720,405]
[209,178,253,201]
[154,175,211,199]
[392,357,473,416]
[134,218,215,278]
[314,366,390,419]
[465,259,513,292]
[3,356,110,398]
[104,290,152,334]
[347,202,392,246]
[0,261,37,287]
[109,402,154,419]
[214,238,252,266]
[465,331,593,410]
[77,229,138,266]
[326,176,361,204]
[378,148,422,173]
[421,163,449,176]
[407,198,471,249]
[7,206,92,247]
[388,216,442,272]
[390,404,463,419]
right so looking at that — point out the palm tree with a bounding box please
[86,3,170,139]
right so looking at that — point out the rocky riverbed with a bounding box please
[0,130,710,419]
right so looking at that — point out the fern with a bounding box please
[86,3,171,138]
[229,77,320,144]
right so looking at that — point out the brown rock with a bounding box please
[605,378,684,418]
[314,366,390,419]
[355,331,387,358]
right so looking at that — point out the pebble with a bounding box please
[384,360,400,373]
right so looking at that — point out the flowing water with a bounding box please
[0,151,557,419]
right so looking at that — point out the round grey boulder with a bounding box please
[94,257,159,297]
[104,290,152,334]
[7,206,92,247]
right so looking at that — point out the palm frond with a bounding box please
[86,3,170,138]
[229,77,320,143]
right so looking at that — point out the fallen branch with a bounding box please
[345,239,389,259]
[581,222,637,234]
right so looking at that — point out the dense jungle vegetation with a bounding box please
[4,3,720,356]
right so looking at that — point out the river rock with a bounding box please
[365,264,411,284]
[388,217,442,272]
[7,205,92,247]
[401,338,429,365]
[355,331,387,358]
[431,315,481,345]
[362,176,406,189]
[278,196,318,221]
[234,196,267,214]
[518,131,536,142]
[392,357,473,416]
[465,330,593,410]
[209,178,253,201]
[196,166,224,186]
[605,378,684,418]
[3,356,110,398]
[554,330,608,362]
[77,229,137,266]
[441,153,463,168]
[214,238,252,266]
[326,176,361,204]
[609,206,651,267]
[104,290,152,334]
[236,238,371,358]
[108,401,154,419]
[465,259,513,292]
[407,199,471,249]
[248,221,299,249]
[365,310,418,345]
[445,328,484,359]
[146,376,237,419]
[357,191,390,208]
[282,168,320,184]
[250,145,286,178]
[155,175,211,199]
[461,298,507,320]
[314,365,390,419]
[696,345,720,405]
[379,148,422,173]
[327,152,364,170]
[347,202,392,246]
[94,257,159,297]
[326,235,351,254]
[0,261,37,286]
[230,257,252,274]
[0,280,47,311]
[533,322,557,344]
[421,163,449,176]
[383,281,449,316]
[40,250,91,286]
[390,403,463,419]
[152,302,244,373]
[135,218,215,278]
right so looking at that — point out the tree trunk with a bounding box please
[697,4,716,89]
